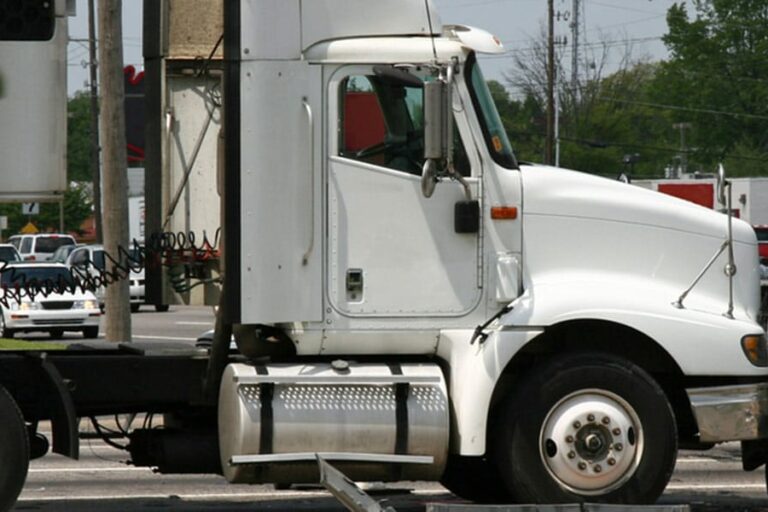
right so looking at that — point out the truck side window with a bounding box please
[339,73,470,177]
[20,238,32,254]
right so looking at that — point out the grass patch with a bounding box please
[0,339,67,350]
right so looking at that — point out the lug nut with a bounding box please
[568,451,576,459]
[594,464,602,473]
[615,443,623,452]
[612,428,621,436]
[602,416,611,425]
[573,421,582,429]
[566,435,574,443]
[608,458,616,466]
[578,462,587,470]
[587,414,595,422]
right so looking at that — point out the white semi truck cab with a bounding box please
[216,0,768,504]
[2,1,768,509]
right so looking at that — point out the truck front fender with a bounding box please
[438,279,766,455]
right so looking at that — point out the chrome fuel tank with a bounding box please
[218,362,449,484]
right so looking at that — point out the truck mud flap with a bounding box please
[32,354,79,460]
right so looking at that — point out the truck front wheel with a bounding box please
[0,385,29,512]
[494,352,677,504]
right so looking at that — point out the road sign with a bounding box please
[21,202,39,215]
[20,222,38,234]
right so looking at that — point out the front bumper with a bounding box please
[130,280,145,304]
[688,383,768,443]
[6,310,101,331]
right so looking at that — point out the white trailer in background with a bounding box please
[128,195,145,244]
[0,1,68,202]
[634,176,768,225]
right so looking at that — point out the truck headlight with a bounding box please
[19,301,41,311]
[741,334,768,367]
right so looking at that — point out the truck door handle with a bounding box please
[301,97,315,266]
[346,269,363,301]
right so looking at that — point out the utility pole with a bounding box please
[571,0,579,93]
[546,0,555,165]
[98,0,132,341]
[88,0,102,243]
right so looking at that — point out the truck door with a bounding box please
[327,66,482,317]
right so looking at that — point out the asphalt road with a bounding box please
[14,304,216,345]
[13,438,768,512]
[11,306,768,511]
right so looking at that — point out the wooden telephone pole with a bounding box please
[545,0,555,165]
[98,0,132,341]
[88,0,103,243]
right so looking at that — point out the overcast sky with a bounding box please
[66,0,680,97]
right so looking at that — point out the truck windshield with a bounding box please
[465,53,518,169]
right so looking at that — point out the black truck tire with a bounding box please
[0,385,29,512]
[440,455,511,503]
[493,352,677,504]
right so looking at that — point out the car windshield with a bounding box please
[1,266,75,288]
[0,247,19,262]
[36,236,75,253]
[51,245,74,262]
[756,228,768,242]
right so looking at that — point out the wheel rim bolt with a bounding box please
[594,464,602,473]
[602,416,611,425]
[615,443,623,452]
[565,435,574,443]
[568,451,576,459]
[612,428,621,436]
[587,414,595,422]
[578,462,587,470]
[608,458,616,466]
[573,421,581,429]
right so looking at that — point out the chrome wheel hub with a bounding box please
[539,389,643,495]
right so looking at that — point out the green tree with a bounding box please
[500,25,681,177]
[0,184,93,237]
[67,92,93,182]
[651,0,768,173]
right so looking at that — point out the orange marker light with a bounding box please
[491,206,518,220]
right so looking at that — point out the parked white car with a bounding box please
[0,263,101,338]
[66,244,106,309]
[66,244,166,312]
[0,244,22,263]
[8,233,76,261]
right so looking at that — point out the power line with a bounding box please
[598,97,768,121]
[587,0,666,16]
[485,35,664,59]
[559,136,768,163]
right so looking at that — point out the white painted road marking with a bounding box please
[132,334,196,342]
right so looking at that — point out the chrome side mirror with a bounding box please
[424,81,445,162]
[422,67,454,198]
